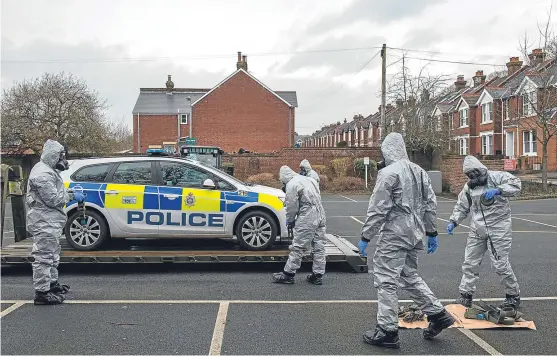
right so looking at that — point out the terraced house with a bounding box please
[303,49,557,172]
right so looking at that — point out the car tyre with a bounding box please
[236,210,277,251]
[64,210,109,251]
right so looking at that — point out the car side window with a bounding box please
[160,162,213,189]
[72,164,112,182]
[110,162,153,185]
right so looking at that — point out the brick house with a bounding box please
[132,52,298,153]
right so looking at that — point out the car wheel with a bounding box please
[64,210,109,251]
[236,211,277,251]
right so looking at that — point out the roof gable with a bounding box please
[191,68,295,107]
[476,90,494,106]
[514,76,539,95]
[455,97,469,111]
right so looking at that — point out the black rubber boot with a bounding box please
[34,291,65,305]
[456,293,473,308]
[272,272,295,284]
[306,273,323,285]
[50,281,70,294]
[363,326,400,349]
[423,310,455,340]
[501,294,521,309]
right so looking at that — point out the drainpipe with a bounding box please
[288,107,292,147]
[136,113,140,153]
[177,109,180,143]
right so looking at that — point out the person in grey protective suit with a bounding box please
[447,155,521,309]
[26,139,85,305]
[272,165,327,285]
[358,132,454,349]
[299,159,320,185]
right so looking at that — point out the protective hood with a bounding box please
[300,159,312,171]
[40,139,65,169]
[279,165,297,184]
[463,155,488,174]
[380,132,408,166]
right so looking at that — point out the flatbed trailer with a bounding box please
[1,234,368,273]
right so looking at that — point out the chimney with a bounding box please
[165,74,174,94]
[454,75,467,90]
[506,57,523,76]
[343,118,347,123]
[378,105,382,113]
[241,55,248,71]
[236,51,243,70]
[396,99,404,108]
[472,70,486,87]
[386,103,393,110]
[528,48,545,67]
[407,96,416,106]
[421,89,430,102]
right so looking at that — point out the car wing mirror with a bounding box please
[202,178,216,189]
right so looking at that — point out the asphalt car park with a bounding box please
[1,195,557,355]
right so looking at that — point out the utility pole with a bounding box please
[380,43,387,139]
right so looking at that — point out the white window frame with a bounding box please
[481,102,493,124]
[522,91,537,117]
[459,108,468,128]
[180,114,189,125]
[504,99,510,121]
[480,131,494,155]
[522,130,537,156]
[458,135,469,156]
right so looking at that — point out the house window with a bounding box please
[522,91,537,117]
[481,133,493,155]
[459,137,468,156]
[481,102,492,123]
[523,130,537,155]
[180,114,189,125]
[459,108,468,127]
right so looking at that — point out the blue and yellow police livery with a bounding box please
[59,156,287,251]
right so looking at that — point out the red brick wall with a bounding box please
[441,155,505,194]
[133,114,188,153]
[224,147,381,180]
[192,71,293,153]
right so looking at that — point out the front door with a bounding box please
[157,161,226,236]
[103,161,159,235]
[506,131,515,158]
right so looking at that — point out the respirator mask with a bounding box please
[466,169,487,189]
[55,151,69,171]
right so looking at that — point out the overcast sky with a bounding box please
[1,0,554,135]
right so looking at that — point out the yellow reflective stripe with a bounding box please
[258,193,284,211]
[181,188,221,212]
[104,184,144,209]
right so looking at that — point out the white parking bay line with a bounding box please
[458,329,502,355]
[209,302,229,356]
[513,217,557,229]
[0,302,25,318]
[339,195,358,202]
[350,216,364,225]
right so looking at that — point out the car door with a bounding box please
[103,161,159,235]
[157,160,226,236]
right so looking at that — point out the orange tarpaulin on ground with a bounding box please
[399,304,536,330]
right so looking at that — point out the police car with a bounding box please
[59,156,287,251]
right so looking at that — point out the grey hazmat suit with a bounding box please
[26,140,72,292]
[361,132,444,332]
[280,166,327,275]
[300,159,320,184]
[449,156,521,296]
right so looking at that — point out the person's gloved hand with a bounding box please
[73,192,85,202]
[427,236,438,254]
[447,222,455,235]
[483,188,501,200]
[358,239,369,257]
[287,221,295,230]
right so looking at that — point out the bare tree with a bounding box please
[385,58,452,161]
[516,7,557,190]
[1,72,129,154]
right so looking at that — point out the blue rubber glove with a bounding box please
[427,236,438,254]
[446,223,455,235]
[483,188,501,200]
[358,240,369,257]
[73,192,85,202]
